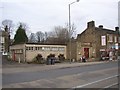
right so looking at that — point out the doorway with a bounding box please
[84,48,89,58]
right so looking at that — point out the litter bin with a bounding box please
[46,58,51,65]
[51,57,55,65]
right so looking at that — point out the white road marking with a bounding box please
[73,75,118,88]
[103,83,118,88]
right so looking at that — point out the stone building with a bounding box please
[0,30,9,54]
[76,21,119,61]
[10,43,67,62]
[67,38,77,61]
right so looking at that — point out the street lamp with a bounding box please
[118,28,120,89]
[68,0,79,63]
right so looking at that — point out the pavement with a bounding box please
[2,60,118,88]
[1,56,110,74]
[2,60,114,74]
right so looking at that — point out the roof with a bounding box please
[95,27,118,34]
[11,42,67,46]
[26,43,67,46]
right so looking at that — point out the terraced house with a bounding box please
[76,21,120,61]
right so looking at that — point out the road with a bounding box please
[2,61,118,88]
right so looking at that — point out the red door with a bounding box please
[84,48,89,58]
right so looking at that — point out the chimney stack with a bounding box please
[115,27,119,32]
[99,25,103,29]
[115,27,120,34]
[87,21,95,28]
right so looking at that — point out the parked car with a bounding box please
[100,51,109,61]
[54,57,61,63]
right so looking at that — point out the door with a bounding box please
[84,48,89,58]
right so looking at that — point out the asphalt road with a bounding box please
[2,61,118,88]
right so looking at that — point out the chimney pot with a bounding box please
[99,25,103,29]
[115,27,119,31]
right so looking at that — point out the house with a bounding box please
[76,21,119,61]
[0,30,9,55]
[10,43,67,62]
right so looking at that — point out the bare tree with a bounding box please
[54,26,69,44]
[2,19,14,52]
[18,22,28,30]
[28,33,37,43]
[36,31,45,43]
[46,23,76,44]
[2,19,14,36]
[44,32,48,40]
[65,23,76,38]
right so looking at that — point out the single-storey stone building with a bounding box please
[10,43,67,62]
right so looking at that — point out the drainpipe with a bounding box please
[24,44,26,63]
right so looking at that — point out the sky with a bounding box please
[0,0,119,37]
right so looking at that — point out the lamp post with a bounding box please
[118,28,120,89]
[68,0,79,63]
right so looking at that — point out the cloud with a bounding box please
[1,0,119,35]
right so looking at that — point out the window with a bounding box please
[44,47,50,51]
[35,47,42,50]
[35,47,38,50]
[30,47,33,50]
[108,35,113,42]
[59,47,65,51]
[26,47,28,50]
[0,36,4,43]
[101,36,106,46]
[119,37,120,43]
[114,36,117,43]
[26,47,34,50]
[15,49,23,53]
[38,47,42,50]
[51,47,58,51]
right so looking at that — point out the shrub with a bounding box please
[58,54,65,61]
[33,54,45,64]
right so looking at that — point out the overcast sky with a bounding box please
[0,0,119,36]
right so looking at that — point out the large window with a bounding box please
[0,36,4,43]
[101,36,106,46]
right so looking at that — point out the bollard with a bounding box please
[19,57,20,63]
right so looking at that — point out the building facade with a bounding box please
[10,43,67,62]
[76,21,119,61]
[66,38,77,61]
[0,30,9,54]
